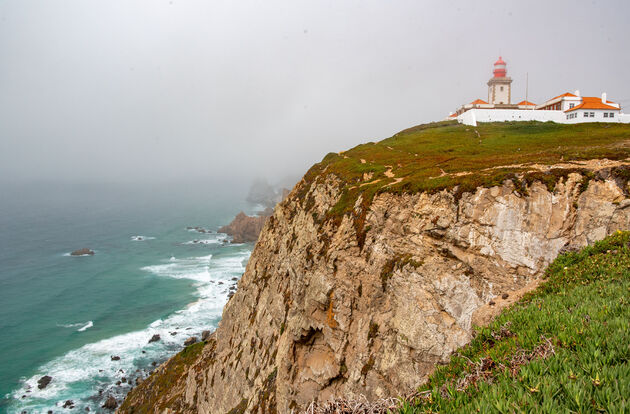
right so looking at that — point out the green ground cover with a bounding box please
[399,231,630,413]
[300,121,630,217]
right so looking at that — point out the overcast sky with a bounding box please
[1,0,629,186]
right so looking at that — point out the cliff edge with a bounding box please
[119,121,630,413]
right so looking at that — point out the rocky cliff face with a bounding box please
[219,211,272,243]
[120,161,630,414]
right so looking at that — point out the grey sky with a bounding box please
[1,0,629,185]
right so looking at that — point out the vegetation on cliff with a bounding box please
[398,231,630,413]
[298,121,630,220]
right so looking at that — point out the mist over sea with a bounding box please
[0,180,254,412]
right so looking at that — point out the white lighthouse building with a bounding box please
[448,56,630,126]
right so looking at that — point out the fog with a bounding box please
[1,0,629,188]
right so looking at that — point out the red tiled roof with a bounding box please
[448,113,458,118]
[565,96,620,112]
[550,92,577,100]
[517,100,536,106]
[470,99,488,105]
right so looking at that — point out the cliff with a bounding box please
[119,122,630,414]
[219,211,272,243]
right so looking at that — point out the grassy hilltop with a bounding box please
[400,231,630,413]
[299,121,630,218]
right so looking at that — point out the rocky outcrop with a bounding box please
[37,375,52,389]
[70,248,94,256]
[103,395,118,410]
[120,162,630,414]
[218,212,270,243]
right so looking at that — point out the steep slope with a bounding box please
[399,231,630,413]
[119,122,630,414]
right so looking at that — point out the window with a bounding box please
[590,112,595,117]
[584,112,589,117]
[569,103,575,109]
[604,112,609,118]
[500,86,504,91]
[610,112,615,118]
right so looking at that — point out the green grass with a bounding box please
[118,340,212,413]
[399,231,630,413]
[297,121,630,221]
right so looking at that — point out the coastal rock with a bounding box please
[201,330,211,341]
[120,163,630,413]
[218,211,270,243]
[111,356,120,361]
[102,395,117,410]
[70,248,94,256]
[148,334,160,344]
[37,375,52,389]
[183,337,197,346]
[63,399,74,408]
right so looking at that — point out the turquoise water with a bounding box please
[0,181,253,413]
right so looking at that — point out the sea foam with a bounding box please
[10,248,250,413]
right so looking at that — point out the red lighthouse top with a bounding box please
[493,56,507,78]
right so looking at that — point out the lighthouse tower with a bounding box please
[487,56,512,105]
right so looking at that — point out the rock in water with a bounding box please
[111,355,120,361]
[102,396,117,410]
[148,334,161,343]
[183,337,197,346]
[70,248,95,256]
[63,400,74,408]
[37,375,52,389]
[218,212,269,243]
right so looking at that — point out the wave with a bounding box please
[57,321,93,332]
[9,249,250,413]
[183,238,227,246]
[77,321,93,332]
[131,235,155,241]
[62,251,96,257]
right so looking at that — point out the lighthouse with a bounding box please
[487,56,512,105]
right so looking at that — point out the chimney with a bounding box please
[601,92,607,103]
[575,90,580,97]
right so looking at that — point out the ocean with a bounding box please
[0,181,254,413]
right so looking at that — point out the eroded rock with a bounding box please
[120,165,630,414]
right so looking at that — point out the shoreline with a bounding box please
[5,229,252,413]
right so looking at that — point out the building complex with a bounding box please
[448,57,629,126]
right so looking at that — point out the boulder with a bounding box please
[63,400,74,408]
[37,375,52,389]
[201,330,211,341]
[102,395,117,410]
[148,334,161,343]
[70,248,95,256]
[183,337,197,347]
[111,356,120,361]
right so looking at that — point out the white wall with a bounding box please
[564,109,622,124]
[458,109,564,126]
[458,108,630,126]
